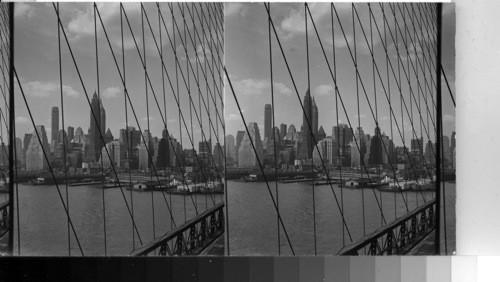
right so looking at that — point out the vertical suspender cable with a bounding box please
[120,7,135,251]
[434,2,442,255]
[141,5,155,241]
[93,3,106,256]
[268,3,281,256]
[60,3,72,256]
[305,3,317,256]
[351,4,366,240]
[331,3,345,247]
[7,2,14,255]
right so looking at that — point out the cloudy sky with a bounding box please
[224,3,455,147]
[14,3,223,146]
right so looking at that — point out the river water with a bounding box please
[3,184,223,256]
[2,181,454,256]
[226,180,455,256]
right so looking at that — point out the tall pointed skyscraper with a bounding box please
[301,89,317,159]
[88,92,106,162]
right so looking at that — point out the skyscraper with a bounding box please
[301,89,317,159]
[67,126,74,142]
[368,127,383,166]
[156,128,171,169]
[238,122,264,168]
[88,92,106,162]
[280,123,287,140]
[25,125,50,172]
[225,134,236,161]
[199,139,212,168]
[286,124,297,141]
[51,107,59,145]
[264,104,272,141]
[235,130,245,162]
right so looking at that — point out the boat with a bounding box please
[31,178,46,185]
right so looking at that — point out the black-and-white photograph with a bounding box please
[224,2,455,256]
[0,2,455,258]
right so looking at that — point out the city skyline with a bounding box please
[14,3,222,146]
[225,3,456,146]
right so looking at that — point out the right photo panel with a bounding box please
[223,3,455,256]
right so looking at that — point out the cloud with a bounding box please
[225,3,246,17]
[279,3,337,39]
[234,78,268,95]
[274,83,292,96]
[15,3,36,18]
[63,85,79,97]
[314,84,334,96]
[24,81,57,97]
[102,86,121,99]
[21,81,79,98]
[16,117,30,124]
[226,113,240,121]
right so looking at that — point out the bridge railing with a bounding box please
[339,199,436,255]
[130,203,224,256]
[0,201,9,238]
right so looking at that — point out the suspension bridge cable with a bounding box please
[98,4,211,218]
[357,5,437,200]
[143,5,220,208]
[330,3,345,247]
[53,3,144,247]
[441,66,455,107]
[57,3,72,256]
[224,67,296,255]
[333,3,412,214]
[14,67,85,256]
[351,4,367,239]
[304,3,317,256]
[266,2,356,240]
[267,3,281,256]
[92,3,107,256]
[157,5,226,193]
[140,5,155,241]
[119,6,135,250]
[110,5,204,218]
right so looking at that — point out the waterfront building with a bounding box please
[264,104,272,141]
[213,143,224,168]
[332,124,353,147]
[25,125,50,172]
[280,123,287,140]
[350,140,361,167]
[138,130,153,170]
[312,137,334,165]
[317,125,326,142]
[424,140,435,164]
[156,128,171,169]
[301,89,318,159]
[286,124,297,141]
[238,122,263,168]
[104,129,114,144]
[411,137,424,156]
[199,139,212,168]
[368,127,383,166]
[235,130,245,163]
[225,134,236,162]
[51,106,59,147]
[67,126,74,142]
[88,92,106,163]
[73,127,84,144]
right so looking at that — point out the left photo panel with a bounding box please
[2,2,225,256]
